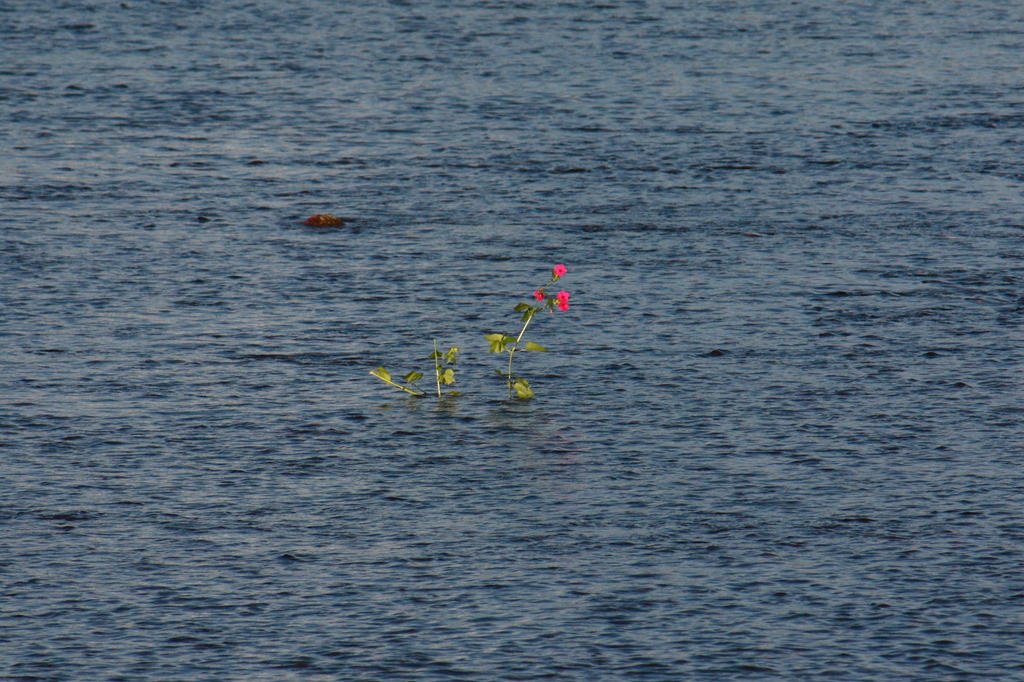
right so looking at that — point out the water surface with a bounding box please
[2,1,1023,679]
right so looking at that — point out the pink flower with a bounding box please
[553,264,567,278]
[557,300,570,312]
[556,290,570,311]
[533,289,545,302]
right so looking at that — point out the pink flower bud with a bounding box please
[553,264,567,278]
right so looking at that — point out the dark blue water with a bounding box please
[3,1,1023,679]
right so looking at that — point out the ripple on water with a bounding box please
[2,0,1023,679]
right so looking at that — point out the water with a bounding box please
[2,1,1023,679]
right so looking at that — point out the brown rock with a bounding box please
[303,213,345,227]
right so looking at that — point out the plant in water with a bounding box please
[486,264,571,399]
[428,340,461,397]
[370,340,460,397]
[369,365,425,396]
[369,264,572,400]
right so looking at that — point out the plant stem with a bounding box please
[507,349,514,398]
[515,311,535,344]
[434,339,441,398]
[506,311,535,398]
[380,376,423,395]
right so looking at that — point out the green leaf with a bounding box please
[520,309,534,322]
[403,371,424,383]
[441,368,455,385]
[512,379,535,399]
[448,391,463,397]
[486,333,517,354]
[485,333,505,353]
[427,351,443,360]
[514,302,531,312]
[370,366,391,382]
[524,341,549,352]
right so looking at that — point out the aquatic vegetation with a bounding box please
[485,264,570,399]
[368,365,426,396]
[371,340,460,398]
[370,264,572,400]
[428,341,461,398]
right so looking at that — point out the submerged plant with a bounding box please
[369,365,425,396]
[485,264,571,399]
[428,341,461,397]
[370,340,460,397]
[369,264,573,400]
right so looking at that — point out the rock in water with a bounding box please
[303,213,345,227]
